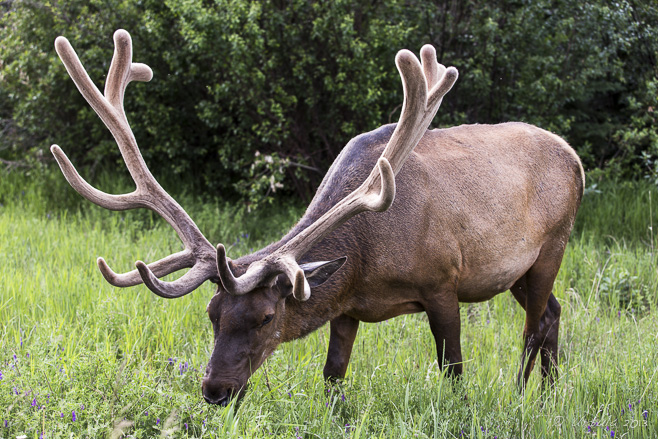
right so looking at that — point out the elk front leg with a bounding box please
[425,293,463,377]
[323,314,360,382]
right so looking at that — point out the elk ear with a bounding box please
[299,257,347,288]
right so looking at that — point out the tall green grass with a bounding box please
[1,170,657,438]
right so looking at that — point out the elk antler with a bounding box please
[50,30,218,298]
[217,45,458,301]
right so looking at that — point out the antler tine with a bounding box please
[97,250,194,287]
[52,30,218,298]
[218,46,458,301]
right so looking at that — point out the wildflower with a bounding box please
[587,426,592,433]
[4,420,7,427]
[156,418,160,425]
[611,431,615,438]
[168,357,175,366]
[0,370,3,380]
[72,410,76,421]
[341,394,346,402]
[31,397,37,407]
[643,410,648,419]
[629,403,632,410]
[185,423,188,430]
[288,392,292,398]
[60,413,64,418]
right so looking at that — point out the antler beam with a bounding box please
[218,45,458,301]
[51,30,218,298]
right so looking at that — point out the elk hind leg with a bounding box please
[510,242,565,389]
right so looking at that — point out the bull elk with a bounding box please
[52,30,584,405]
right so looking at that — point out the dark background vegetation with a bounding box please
[1,0,657,208]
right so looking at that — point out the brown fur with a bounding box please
[202,121,584,405]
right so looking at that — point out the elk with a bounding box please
[52,30,584,406]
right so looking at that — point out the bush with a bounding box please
[1,0,657,206]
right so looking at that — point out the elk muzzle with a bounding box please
[201,373,247,406]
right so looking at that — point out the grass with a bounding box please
[0,170,657,438]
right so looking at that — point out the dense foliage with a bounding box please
[1,0,657,205]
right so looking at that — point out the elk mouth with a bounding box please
[201,379,248,406]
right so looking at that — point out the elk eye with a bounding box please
[260,314,274,327]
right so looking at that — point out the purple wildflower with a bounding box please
[26,353,29,358]
[288,392,292,398]
[156,418,160,425]
[629,403,632,409]
[325,402,329,407]
[60,413,64,418]
[341,394,346,402]
[168,357,175,366]
[31,397,37,407]
[643,410,648,419]
[72,410,76,421]
[587,426,592,433]
[185,423,188,430]
[0,370,3,380]
[4,420,7,427]
[611,431,615,438]
[13,354,16,362]
[40,432,43,439]
[13,387,19,395]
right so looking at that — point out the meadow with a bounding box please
[0,171,656,438]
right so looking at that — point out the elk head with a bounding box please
[51,29,457,405]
